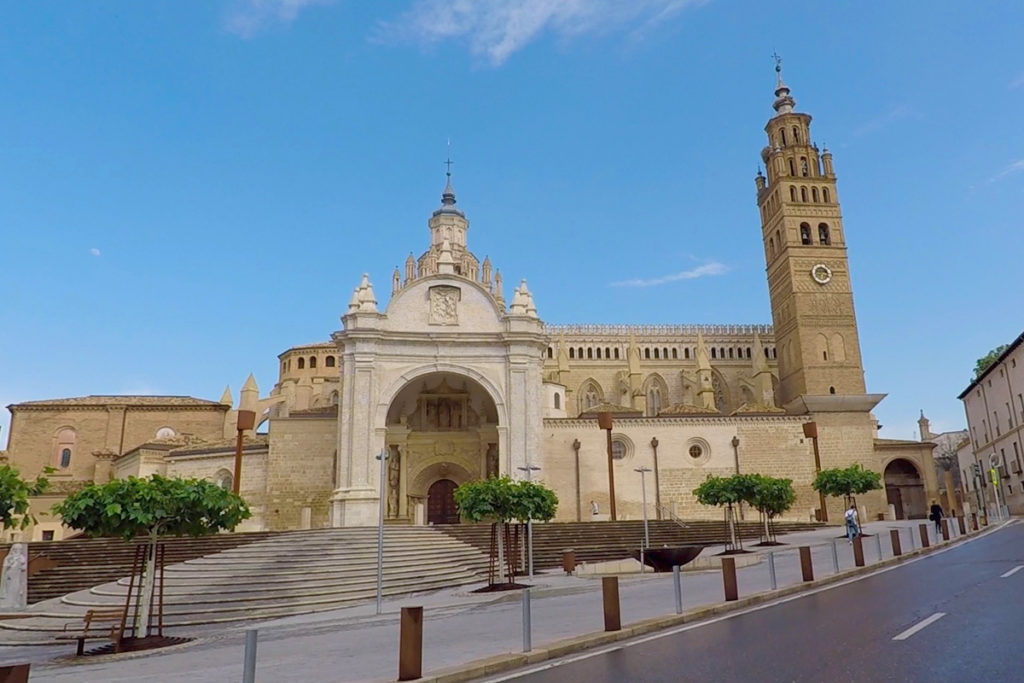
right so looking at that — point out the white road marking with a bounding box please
[892,612,946,641]
[1000,565,1023,578]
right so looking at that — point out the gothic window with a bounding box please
[789,186,796,201]
[298,357,305,369]
[769,237,775,256]
[569,348,575,359]
[605,347,611,358]
[595,348,601,359]
[579,380,603,413]
[800,187,808,202]
[309,356,317,369]
[775,229,782,248]
[812,187,819,202]
[614,348,620,360]
[587,348,593,359]
[711,348,717,359]
[788,158,796,176]
[765,346,770,358]
[326,356,336,367]
[818,223,831,245]
[728,348,734,359]
[672,348,678,359]
[800,223,812,245]
[800,157,809,176]
[645,348,651,359]
[654,348,660,359]
[578,347,584,359]
[780,128,787,145]
[554,393,561,409]
[746,347,752,359]
[684,348,691,359]
[793,126,800,143]
[823,188,830,202]
[647,386,662,417]
[663,347,669,358]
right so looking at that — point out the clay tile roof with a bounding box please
[11,395,225,409]
[169,434,269,456]
[658,403,720,416]
[579,402,643,417]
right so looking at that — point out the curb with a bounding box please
[414,521,1011,683]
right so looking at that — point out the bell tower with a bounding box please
[756,58,866,409]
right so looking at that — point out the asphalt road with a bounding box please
[490,521,1024,683]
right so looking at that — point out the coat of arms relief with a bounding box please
[429,285,460,325]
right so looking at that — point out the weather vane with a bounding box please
[445,138,453,178]
[772,51,782,74]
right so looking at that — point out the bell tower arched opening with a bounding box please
[885,458,926,520]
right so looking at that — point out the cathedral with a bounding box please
[3,68,941,540]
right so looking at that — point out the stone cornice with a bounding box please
[545,324,773,337]
[544,414,807,428]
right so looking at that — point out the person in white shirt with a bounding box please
[844,505,860,543]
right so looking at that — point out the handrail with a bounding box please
[656,505,690,529]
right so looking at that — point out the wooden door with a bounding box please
[428,479,460,525]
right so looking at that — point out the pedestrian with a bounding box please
[590,500,599,517]
[844,504,859,543]
[929,501,944,534]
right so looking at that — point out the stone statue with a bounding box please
[0,543,28,610]
[387,452,401,518]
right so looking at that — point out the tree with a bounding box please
[748,475,796,544]
[454,476,557,585]
[812,464,882,512]
[0,465,50,533]
[974,344,1009,380]
[54,475,250,638]
[693,474,759,551]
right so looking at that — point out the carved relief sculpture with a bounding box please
[429,285,461,325]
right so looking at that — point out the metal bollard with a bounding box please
[522,589,532,653]
[874,532,883,561]
[768,551,777,590]
[890,529,902,556]
[672,565,683,615]
[242,629,257,683]
[919,524,930,548]
[799,546,814,582]
[722,557,739,601]
[830,540,839,573]
[958,516,966,535]
[602,577,621,631]
[940,518,950,541]
[852,536,865,567]
[398,607,424,681]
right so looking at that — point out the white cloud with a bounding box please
[989,158,1024,183]
[610,261,727,288]
[89,247,101,257]
[225,0,329,38]
[379,0,707,65]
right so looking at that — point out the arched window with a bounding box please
[800,187,808,202]
[684,348,691,359]
[672,348,678,359]
[728,348,734,359]
[587,347,593,359]
[614,348,620,360]
[823,188,830,203]
[578,347,584,359]
[829,386,836,395]
[598,348,604,359]
[769,237,775,256]
[793,126,800,142]
[654,348,660,359]
[55,428,76,469]
[818,223,831,245]
[605,347,611,358]
[775,229,781,248]
[554,393,561,410]
[789,186,796,201]
[309,356,317,369]
[812,187,819,202]
[764,346,770,358]
[663,348,669,358]
[644,348,651,359]
[647,387,663,417]
[800,223,812,245]
[788,158,796,176]
[327,356,336,367]
[215,469,233,491]
[569,348,575,359]
[800,157,809,176]
[547,347,553,359]
[298,357,305,369]
[746,347,752,359]
[711,348,717,359]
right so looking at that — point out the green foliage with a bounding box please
[974,344,1009,379]
[0,465,50,531]
[53,474,250,541]
[454,476,558,524]
[812,464,882,501]
[693,474,760,507]
[748,475,796,519]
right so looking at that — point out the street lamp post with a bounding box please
[597,412,617,521]
[517,464,541,577]
[232,410,256,495]
[634,466,651,574]
[375,449,389,615]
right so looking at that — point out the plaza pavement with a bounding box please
[0,519,978,682]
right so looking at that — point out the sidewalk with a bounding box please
[0,519,986,682]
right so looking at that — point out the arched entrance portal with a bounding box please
[885,459,926,520]
[384,372,500,524]
[428,479,460,524]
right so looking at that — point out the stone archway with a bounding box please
[885,459,927,520]
[427,479,460,524]
[383,372,500,524]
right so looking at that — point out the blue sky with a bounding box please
[2,1,1022,444]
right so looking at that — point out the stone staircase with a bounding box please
[438,519,824,569]
[0,527,490,645]
[4,533,276,604]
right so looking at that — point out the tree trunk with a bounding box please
[763,511,771,543]
[495,521,507,584]
[727,504,739,550]
[135,531,158,638]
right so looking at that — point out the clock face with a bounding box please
[811,263,832,285]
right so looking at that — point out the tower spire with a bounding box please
[441,139,457,207]
[771,52,795,115]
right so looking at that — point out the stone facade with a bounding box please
[2,67,943,538]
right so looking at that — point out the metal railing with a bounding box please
[655,505,690,529]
